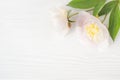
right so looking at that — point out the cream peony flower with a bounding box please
[75,11,111,48]
[51,7,70,36]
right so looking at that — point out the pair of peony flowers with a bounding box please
[51,7,112,49]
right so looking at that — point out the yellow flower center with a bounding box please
[85,23,99,40]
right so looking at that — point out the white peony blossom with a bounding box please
[51,7,70,36]
[75,11,111,49]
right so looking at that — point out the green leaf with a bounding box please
[93,0,106,16]
[98,1,116,16]
[67,0,98,9]
[109,4,120,41]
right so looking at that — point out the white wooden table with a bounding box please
[0,0,120,80]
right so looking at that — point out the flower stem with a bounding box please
[67,10,79,28]
[86,9,93,12]
[67,10,72,17]
[68,12,79,18]
[102,14,107,23]
[68,22,71,28]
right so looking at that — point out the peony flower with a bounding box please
[51,7,78,36]
[51,7,70,36]
[75,11,111,49]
